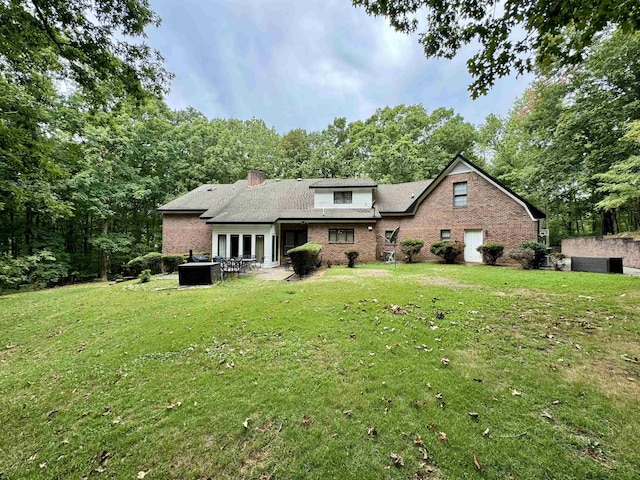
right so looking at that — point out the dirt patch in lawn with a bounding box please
[563,339,640,402]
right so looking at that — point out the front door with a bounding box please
[464,229,483,263]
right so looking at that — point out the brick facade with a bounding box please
[375,172,539,262]
[307,222,377,264]
[562,236,640,268]
[161,214,212,255]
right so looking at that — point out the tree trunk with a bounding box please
[99,219,108,281]
[601,209,617,235]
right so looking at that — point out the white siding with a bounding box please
[211,224,279,268]
[313,188,374,209]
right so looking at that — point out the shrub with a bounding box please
[0,250,69,292]
[508,247,536,269]
[400,238,424,263]
[162,254,185,273]
[549,252,567,271]
[430,241,465,264]
[127,251,164,275]
[476,242,505,266]
[138,269,152,283]
[287,242,322,276]
[519,241,550,269]
[344,249,359,268]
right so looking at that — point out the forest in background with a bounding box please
[1,1,639,288]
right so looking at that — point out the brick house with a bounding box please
[158,154,545,266]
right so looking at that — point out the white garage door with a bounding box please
[464,229,484,263]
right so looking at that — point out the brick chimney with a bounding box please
[247,169,266,187]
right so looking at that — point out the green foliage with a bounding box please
[0,250,68,292]
[430,240,464,264]
[400,238,425,263]
[138,269,151,283]
[127,251,163,275]
[476,242,505,266]
[344,249,359,268]
[161,254,185,273]
[349,105,480,183]
[519,241,551,269]
[353,0,640,98]
[287,242,322,276]
[508,247,536,270]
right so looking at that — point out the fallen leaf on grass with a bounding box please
[367,426,378,436]
[418,447,429,460]
[541,411,553,420]
[343,410,352,416]
[438,432,447,443]
[137,471,148,479]
[243,418,250,429]
[468,412,479,419]
[302,415,312,426]
[390,453,404,467]
[511,389,522,396]
[473,455,483,470]
[414,434,424,447]
[551,400,561,405]
[440,358,449,367]
[483,428,490,437]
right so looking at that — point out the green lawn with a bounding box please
[1,263,639,479]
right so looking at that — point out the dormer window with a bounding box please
[334,191,353,205]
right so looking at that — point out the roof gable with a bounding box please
[409,154,545,220]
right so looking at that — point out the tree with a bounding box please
[595,121,640,230]
[483,30,640,239]
[0,0,170,101]
[349,105,478,183]
[352,0,640,97]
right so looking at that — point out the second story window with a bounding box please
[453,182,467,207]
[334,191,353,205]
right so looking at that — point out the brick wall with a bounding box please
[161,214,212,255]
[375,172,540,262]
[562,237,640,268]
[307,223,377,264]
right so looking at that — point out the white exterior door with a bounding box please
[464,229,484,263]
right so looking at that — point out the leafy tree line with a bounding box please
[481,30,640,244]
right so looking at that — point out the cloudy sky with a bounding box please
[146,0,533,133]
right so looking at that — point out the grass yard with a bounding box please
[1,263,639,479]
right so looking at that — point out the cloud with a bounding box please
[147,0,531,132]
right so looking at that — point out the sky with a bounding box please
[145,0,533,134]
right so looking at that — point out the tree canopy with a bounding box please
[352,0,640,97]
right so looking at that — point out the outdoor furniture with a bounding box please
[178,262,222,285]
[571,256,623,274]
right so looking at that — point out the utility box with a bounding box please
[178,262,222,285]
[571,257,623,274]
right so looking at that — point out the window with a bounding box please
[333,191,353,205]
[453,182,467,207]
[242,234,252,257]
[217,234,227,257]
[328,228,354,243]
[384,230,395,243]
[440,229,451,240]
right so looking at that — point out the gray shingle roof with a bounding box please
[157,184,237,213]
[310,178,377,188]
[375,180,433,212]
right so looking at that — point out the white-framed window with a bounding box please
[328,228,354,243]
[440,229,451,240]
[333,191,353,205]
[453,182,467,207]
